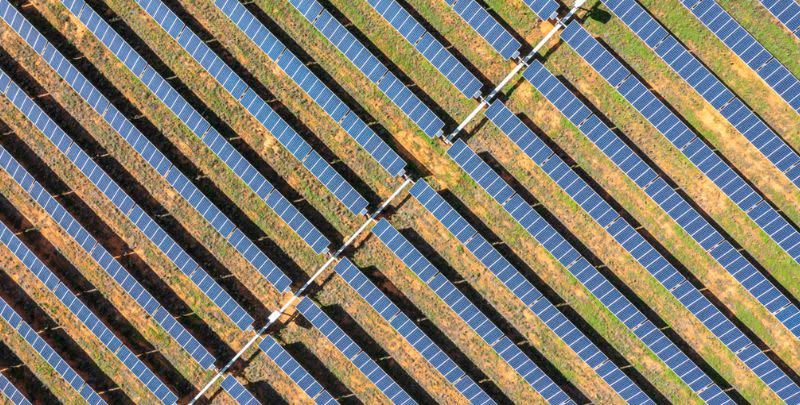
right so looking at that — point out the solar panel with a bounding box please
[133,0,369,216]
[0,67,254,331]
[372,218,582,404]
[0,222,179,404]
[0,146,216,369]
[759,0,800,40]
[285,0,445,137]
[221,375,260,404]
[54,0,296,291]
[258,336,337,404]
[333,258,493,404]
[480,103,733,403]
[446,0,521,59]
[680,0,800,113]
[521,0,559,20]
[364,0,482,97]
[295,297,416,404]
[0,296,106,404]
[517,58,800,402]
[0,374,30,405]
[597,1,800,194]
[559,20,800,336]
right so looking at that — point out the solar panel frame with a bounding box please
[0,62,254,331]
[221,375,261,405]
[559,19,800,336]
[0,221,178,404]
[447,0,521,59]
[258,336,337,404]
[480,102,733,403]
[132,0,369,217]
[758,0,800,40]
[520,52,800,402]
[286,0,444,137]
[0,373,30,405]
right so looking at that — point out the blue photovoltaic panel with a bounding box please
[296,298,416,404]
[0,68,254,331]
[447,0,521,59]
[522,0,559,20]
[0,146,216,370]
[759,0,800,40]
[133,0,369,216]
[596,1,800,196]
[680,0,800,113]
[559,20,800,337]
[372,219,580,405]
[53,0,295,291]
[286,0,445,137]
[0,222,178,404]
[0,374,30,405]
[365,0,482,97]
[518,57,800,403]
[0,296,106,404]
[481,103,733,403]
[333,258,493,404]
[258,336,337,404]
[221,375,260,404]
[441,144,668,403]
[213,0,406,178]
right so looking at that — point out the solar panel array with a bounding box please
[0,146,216,370]
[0,68,254,331]
[221,375,260,405]
[287,0,445,138]
[55,0,298,289]
[0,221,179,404]
[0,296,106,404]
[522,0,559,20]
[517,62,800,402]
[446,0,521,59]
[258,335,337,404]
[759,0,800,39]
[558,21,800,337]
[598,0,800,193]
[481,102,734,403]
[135,0,369,217]
[411,178,733,403]
[364,0,482,98]
[213,0,406,178]
[372,218,580,405]
[680,0,800,113]
[0,374,29,405]
[295,297,416,404]
[332,258,493,404]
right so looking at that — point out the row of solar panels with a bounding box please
[259,335,337,404]
[0,221,178,403]
[295,297,416,404]
[287,0,444,137]
[0,295,105,404]
[558,20,800,339]
[600,0,800,194]
[221,375,259,405]
[408,180,665,403]
[54,0,299,292]
[213,0,406,178]
[333,257,493,404]
[759,0,800,39]
[518,58,800,402]
[372,218,577,404]
[0,146,216,369]
[680,0,800,113]
[0,56,254,333]
[0,374,29,405]
[431,107,732,402]
[364,0,482,98]
[447,0,521,59]
[135,0,369,217]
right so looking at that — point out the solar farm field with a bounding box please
[0,0,797,403]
